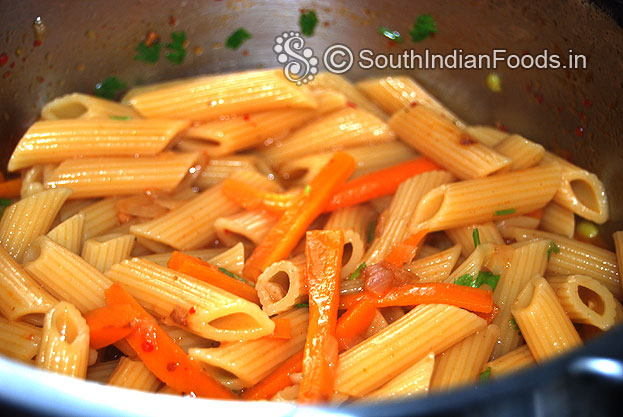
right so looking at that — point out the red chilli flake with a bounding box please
[575,127,584,137]
[188,306,196,314]
[167,362,179,372]
[459,133,476,145]
[9,62,15,69]
[346,101,357,109]
[242,49,249,56]
[141,340,155,352]
[33,39,42,47]
[169,16,177,26]
[410,102,418,107]
[583,98,592,108]
[243,113,250,121]
[0,53,7,66]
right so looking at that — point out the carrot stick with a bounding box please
[475,303,499,324]
[240,350,304,400]
[243,152,356,281]
[298,230,343,403]
[167,251,260,304]
[339,283,494,314]
[105,283,236,399]
[270,318,291,339]
[221,178,297,215]
[384,230,428,267]
[84,304,137,349]
[325,158,440,211]
[335,299,376,351]
[0,178,21,199]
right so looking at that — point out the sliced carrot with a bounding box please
[84,304,137,349]
[243,152,355,281]
[339,283,494,314]
[240,350,304,400]
[384,230,428,267]
[221,178,297,215]
[167,251,260,304]
[0,178,21,199]
[298,230,343,403]
[335,299,376,352]
[475,303,499,324]
[325,158,440,211]
[270,318,292,340]
[105,283,236,399]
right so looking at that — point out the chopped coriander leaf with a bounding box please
[377,26,404,43]
[367,220,376,244]
[134,40,161,63]
[295,302,309,309]
[479,367,492,381]
[494,208,516,216]
[0,198,11,207]
[299,10,318,36]
[218,267,253,287]
[509,316,521,335]
[94,76,127,99]
[472,228,481,248]
[349,262,366,281]
[303,185,311,196]
[547,241,560,260]
[409,13,438,42]
[109,115,131,120]
[454,274,474,286]
[165,31,187,65]
[226,28,251,50]
[474,271,500,291]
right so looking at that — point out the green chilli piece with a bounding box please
[479,367,492,381]
[349,262,366,281]
[472,228,481,248]
[494,208,516,216]
[576,220,599,240]
[303,185,311,196]
[109,115,131,120]
[226,28,252,50]
[295,302,309,309]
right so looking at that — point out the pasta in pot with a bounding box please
[0,69,619,404]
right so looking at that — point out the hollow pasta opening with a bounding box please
[570,178,599,212]
[54,306,79,344]
[22,238,43,264]
[342,242,353,267]
[49,101,88,119]
[578,285,605,315]
[267,271,291,302]
[208,313,265,332]
[414,188,445,224]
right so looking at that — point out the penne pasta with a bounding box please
[256,257,307,316]
[42,93,141,120]
[193,156,272,190]
[138,248,226,267]
[446,223,504,257]
[160,324,219,353]
[613,231,623,296]
[206,243,246,278]
[484,345,535,378]
[107,357,161,392]
[496,216,540,240]
[79,197,121,241]
[86,360,119,383]
[366,352,435,400]
[46,213,85,254]
[0,316,42,361]
[310,73,386,119]
[464,125,508,147]
[405,244,462,283]
[540,202,575,238]
[493,134,545,170]
[81,233,136,273]
[214,210,277,247]
[446,243,497,284]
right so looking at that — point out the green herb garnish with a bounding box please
[303,185,311,196]
[295,302,309,309]
[94,76,127,99]
[165,31,187,65]
[366,220,376,244]
[377,26,404,43]
[494,208,516,216]
[349,262,366,281]
[547,241,560,260]
[454,274,474,286]
[218,267,253,287]
[109,115,131,120]
[0,199,11,207]
[409,13,438,42]
[226,28,251,50]
[454,271,500,291]
[479,367,491,381]
[135,40,161,63]
[299,10,318,36]
[472,228,481,248]
[509,316,521,335]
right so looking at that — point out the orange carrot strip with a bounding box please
[475,303,499,324]
[325,158,440,212]
[167,251,260,304]
[221,178,296,215]
[384,230,428,267]
[105,283,236,399]
[335,299,376,352]
[339,283,494,314]
[240,350,304,400]
[84,304,137,349]
[298,230,343,403]
[0,178,22,199]
[271,318,291,340]
[243,152,356,281]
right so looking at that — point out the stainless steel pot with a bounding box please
[0,1,622,416]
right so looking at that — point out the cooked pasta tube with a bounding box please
[194,156,272,189]
[105,258,274,342]
[511,276,582,362]
[493,134,545,170]
[446,223,504,257]
[46,213,85,254]
[334,304,487,397]
[405,244,462,283]
[46,152,201,199]
[446,243,496,284]
[540,202,575,238]
[310,73,386,119]
[256,257,307,316]
[509,227,621,300]
[0,187,72,262]
[261,108,395,167]
[86,360,119,383]
[490,239,550,359]
[313,88,348,113]
[36,301,90,378]
[417,244,442,259]
[409,164,562,234]
[160,324,218,352]
[547,275,616,330]
[365,309,389,338]
[0,317,42,361]
[214,210,277,247]
[41,93,140,120]
[20,164,45,198]
[81,233,136,273]
[278,141,417,186]
[79,197,121,241]
[356,76,461,123]
[131,170,280,250]
[496,216,540,239]
[366,352,435,400]
[23,236,113,313]
[464,125,508,147]
[365,171,454,265]
[484,345,535,378]
[126,69,317,120]
[206,242,245,277]
[430,324,500,390]
[612,231,623,296]
[107,357,161,392]
[8,119,188,171]
[0,246,57,320]
[189,308,308,389]
[541,153,609,224]
[139,248,225,267]
[59,198,96,222]
[389,106,511,179]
